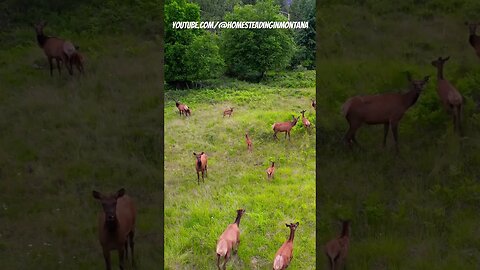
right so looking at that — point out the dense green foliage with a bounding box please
[318,2,480,269]
[289,0,316,69]
[164,71,316,269]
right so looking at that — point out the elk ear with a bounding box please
[92,190,102,199]
[285,223,290,227]
[200,152,204,155]
[444,56,450,61]
[295,222,299,226]
[193,152,196,155]
[115,188,125,199]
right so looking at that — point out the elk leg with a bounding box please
[392,124,399,153]
[103,248,112,270]
[273,131,278,139]
[129,230,135,265]
[55,58,62,75]
[205,166,208,178]
[217,254,222,270]
[202,170,205,182]
[223,251,230,270]
[383,123,389,147]
[124,241,128,260]
[118,247,125,270]
[197,171,200,185]
[48,57,53,77]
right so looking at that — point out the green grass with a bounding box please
[164,72,316,269]
[318,4,480,269]
[0,30,162,269]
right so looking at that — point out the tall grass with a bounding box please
[0,30,162,269]
[318,4,480,269]
[164,72,316,269]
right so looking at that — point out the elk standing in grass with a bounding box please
[216,209,245,270]
[273,222,299,270]
[266,161,275,180]
[93,188,136,270]
[71,47,85,74]
[223,107,234,117]
[175,100,190,116]
[325,220,350,270]
[431,56,463,135]
[300,110,311,129]
[193,152,208,184]
[311,99,316,110]
[245,133,252,152]
[341,74,430,153]
[33,21,76,76]
[273,115,299,140]
[465,22,480,58]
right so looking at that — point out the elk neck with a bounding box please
[36,33,49,47]
[435,64,444,80]
[288,227,296,242]
[402,87,421,108]
[105,218,119,233]
[341,222,350,238]
[234,212,243,226]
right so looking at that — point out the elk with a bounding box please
[245,133,252,152]
[341,74,430,153]
[216,209,245,270]
[71,47,85,74]
[311,99,316,110]
[465,22,480,58]
[33,21,76,76]
[272,115,299,140]
[92,188,136,270]
[325,220,350,270]
[175,100,190,116]
[266,161,275,180]
[193,152,208,184]
[273,222,299,270]
[223,107,234,117]
[431,56,463,134]
[300,110,311,128]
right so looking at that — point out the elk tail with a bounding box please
[341,97,354,117]
[273,255,284,270]
[272,123,276,130]
[216,239,228,257]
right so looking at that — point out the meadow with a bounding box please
[318,3,480,269]
[0,29,163,269]
[163,71,316,269]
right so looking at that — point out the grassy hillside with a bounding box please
[163,72,316,269]
[0,30,163,269]
[318,3,480,269]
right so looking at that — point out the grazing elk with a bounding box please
[431,56,463,134]
[245,133,252,152]
[216,209,245,270]
[71,48,85,74]
[272,115,299,140]
[33,21,76,76]
[193,152,208,184]
[465,22,480,58]
[273,222,299,270]
[300,110,311,128]
[342,74,430,153]
[175,100,190,116]
[223,107,234,117]
[325,220,350,270]
[266,161,275,180]
[93,188,136,270]
[311,99,316,110]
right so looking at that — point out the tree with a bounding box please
[221,0,295,81]
[289,0,315,69]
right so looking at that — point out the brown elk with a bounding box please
[272,115,299,140]
[92,188,136,270]
[71,47,85,74]
[193,152,208,184]
[33,21,76,76]
[465,22,480,58]
[431,56,463,134]
[341,74,430,153]
[273,222,299,270]
[245,133,252,152]
[223,107,234,117]
[311,99,316,110]
[216,209,245,270]
[175,100,190,116]
[325,220,350,270]
[266,161,275,180]
[300,110,311,128]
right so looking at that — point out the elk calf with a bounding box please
[266,161,275,180]
[216,209,245,270]
[273,222,299,270]
[342,74,429,153]
[300,110,311,128]
[193,152,208,184]
[466,22,480,58]
[272,115,299,140]
[33,21,76,76]
[325,220,350,270]
[175,100,190,116]
[431,56,463,134]
[245,133,252,152]
[93,188,136,270]
[223,107,234,117]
